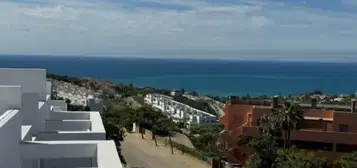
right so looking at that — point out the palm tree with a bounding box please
[249,102,304,168]
[266,102,304,149]
[279,102,304,148]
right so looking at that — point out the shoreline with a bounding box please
[48,73,356,107]
[3,56,357,96]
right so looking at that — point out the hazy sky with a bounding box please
[0,0,357,61]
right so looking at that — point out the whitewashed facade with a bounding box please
[0,68,122,168]
[144,93,219,126]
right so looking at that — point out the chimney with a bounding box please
[311,96,317,109]
[271,96,279,109]
[351,99,356,113]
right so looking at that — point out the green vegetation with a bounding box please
[275,147,328,168]
[243,102,328,168]
[47,73,83,86]
[165,140,212,164]
[188,125,223,155]
[334,152,357,168]
[104,98,223,163]
[242,101,357,168]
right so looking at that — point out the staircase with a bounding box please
[219,129,248,165]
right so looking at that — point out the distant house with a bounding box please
[170,89,183,97]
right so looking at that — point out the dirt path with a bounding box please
[122,133,210,168]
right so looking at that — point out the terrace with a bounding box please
[0,68,122,168]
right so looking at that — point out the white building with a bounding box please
[86,95,104,113]
[144,93,219,126]
[0,68,122,168]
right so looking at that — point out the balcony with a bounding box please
[49,111,90,120]
[243,126,357,145]
[21,140,122,168]
[35,110,106,141]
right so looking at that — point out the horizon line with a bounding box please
[1,54,357,64]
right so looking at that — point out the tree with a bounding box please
[104,121,125,143]
[246,102,304,168]
[245,135,278,168]
[275,147,327,168]
[136,106,150,139]
[159,117,175,154]
[65,98,71,105]
[278,102,304,149]
[244,153,263,168]
[334,151,357,168]
[262,102,304,149]
[146,111,164,146]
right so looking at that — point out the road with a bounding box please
[122,133,210,168]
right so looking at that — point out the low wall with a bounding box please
[49,111,90,120]
[49,100,68,111]
[45,120,91,131]
[36,132,105,141]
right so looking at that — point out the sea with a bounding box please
[1,55,357,97]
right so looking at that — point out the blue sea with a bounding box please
[1,55,357,97]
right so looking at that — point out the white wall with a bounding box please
[0,68,47,101]
[48,100,68,111]
[21,125,32,141]
[0,110,22,168]
[36,132,105,141]
[45,120,91,131]
[97,141,123,168]
[42,157,95,168]
[90,112,106,133]
[22,93,40,126]
[0,85,22,115]
[34,101,51,133]
[87,98,104,113]
[49,111,90,120]
[21,142,97,159]
[46,80,52,95]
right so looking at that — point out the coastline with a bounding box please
[2,55,357,96]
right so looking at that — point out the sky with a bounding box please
[0,0,357,61]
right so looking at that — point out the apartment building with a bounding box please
[145,93,219,126]
[218,97,357,165]
[0,68,122,168]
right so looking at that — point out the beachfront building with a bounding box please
[0,68,122,168]
[144,93,218,126]
[218,96,357,165]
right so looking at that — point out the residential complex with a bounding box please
[0,68,122,168]
[144,93,219,126]
[218,97,357,165]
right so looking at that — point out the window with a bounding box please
[339,124,349,132]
